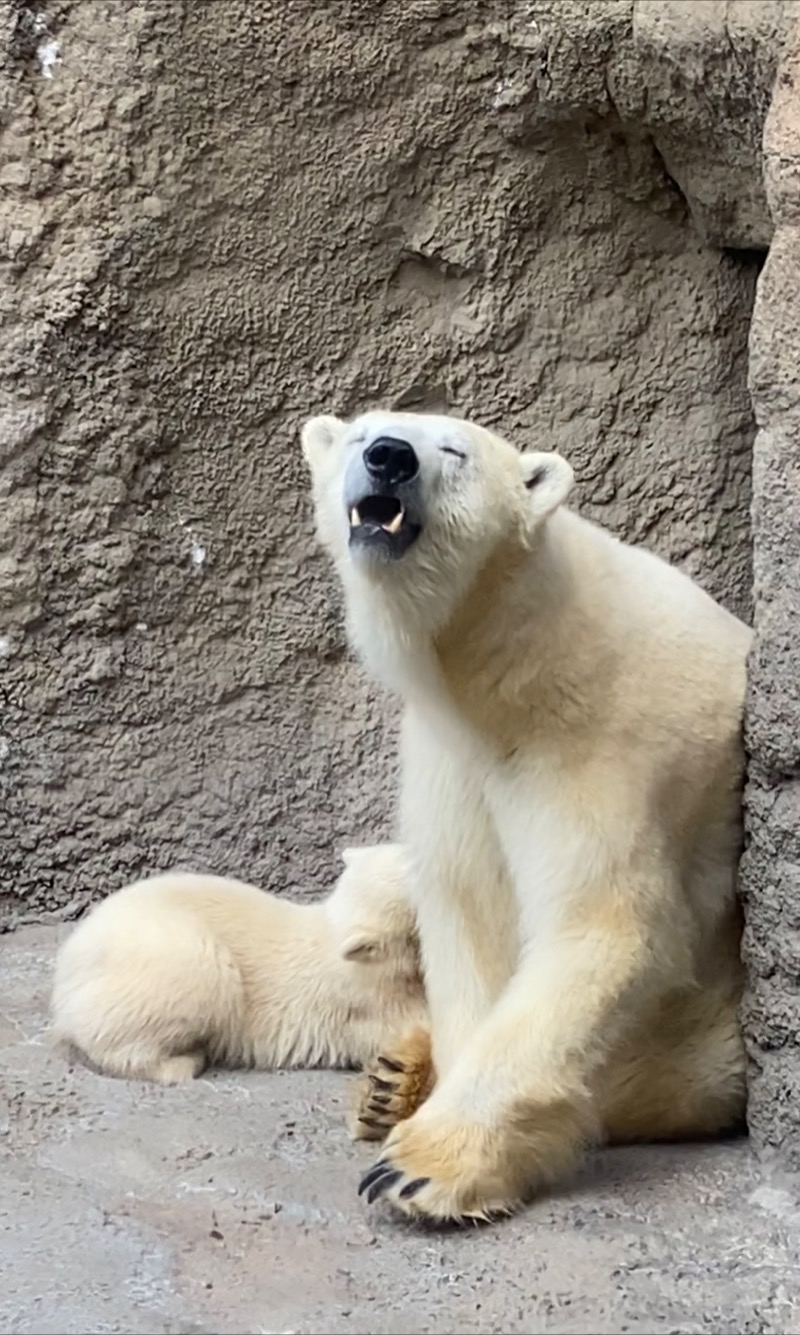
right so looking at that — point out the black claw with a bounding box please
[368,1095,391,1109]
[398,1176,430,1200]
[359,1159,404,1202]
[368,1076,394,1093]
[366,1168,402,1204]
[359,1115,383,1131]
[358,1159,389,1197]
[377,1055,406,1073]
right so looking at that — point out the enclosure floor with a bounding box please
[2,924,798,1335]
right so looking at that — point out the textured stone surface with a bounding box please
[3,923,800,1335]
[740,9,800,1175]
[633,0,792,247]
[0,0,779,921]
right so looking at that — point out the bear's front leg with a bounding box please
[397,708,520,1078]
[358,909,654,1222]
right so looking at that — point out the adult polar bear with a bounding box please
[302,409,751,1223]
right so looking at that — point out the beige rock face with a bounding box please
[0,1,791,930]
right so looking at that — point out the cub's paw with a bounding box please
[348,1027,434,1142]
[357,1109,522,1223]
[149,1051,207,1085]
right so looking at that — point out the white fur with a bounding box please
[303,408,751,1221]
[51,844,425,1084]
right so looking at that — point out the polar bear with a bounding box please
[302,409,752,1223]
[51,844,426,1084]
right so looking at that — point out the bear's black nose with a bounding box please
[363,437,419,488]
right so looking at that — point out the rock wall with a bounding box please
[741,10,800,1176]
[0,0,791,926]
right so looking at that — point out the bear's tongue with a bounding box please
[350,495,405,534]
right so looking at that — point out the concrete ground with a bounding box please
[2,925,799,1335]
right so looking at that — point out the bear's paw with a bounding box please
[348,1027,434,1142]
[357,1109,523,1224]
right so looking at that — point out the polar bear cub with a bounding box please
[302,409,752,1223]
[51,844,425,1084]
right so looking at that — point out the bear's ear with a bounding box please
[340,846,367,868]
[301,415,346,470]
[519,451,574,518]
[339,929,385,963]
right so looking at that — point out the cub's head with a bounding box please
[301,410,573,649]
[325,844,420,984]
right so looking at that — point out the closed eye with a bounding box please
[440,446,466,459]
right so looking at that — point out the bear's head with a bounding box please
[325,843,421,984]
[301,411,574,666]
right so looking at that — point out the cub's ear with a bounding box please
[339,929,385,963]
[340,846,367,868]
[301,415,346,470]
[519,451,574,518]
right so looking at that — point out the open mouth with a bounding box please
[347,493,421,557]
[350,494,405,535]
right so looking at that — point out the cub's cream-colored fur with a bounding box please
[303,408,751,1223]
[51,844,426,1084]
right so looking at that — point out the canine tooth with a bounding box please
[350,506,362,527]
[384,510,404,535]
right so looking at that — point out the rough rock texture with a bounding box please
[741,10,800,1175]
[3,924,800,1335]
[0,0,791,921]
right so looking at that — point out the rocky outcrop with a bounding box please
[0,1,792,930]
[740,8,800,1176]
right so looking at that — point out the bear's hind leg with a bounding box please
[70,1040,207,1085]
[598,987,746,1144]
